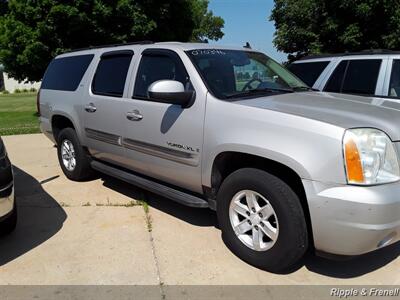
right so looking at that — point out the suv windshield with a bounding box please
[186,49,308,99]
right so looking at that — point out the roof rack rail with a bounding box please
[64,40,154,54]
[298,49,400,60]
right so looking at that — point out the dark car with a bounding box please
[0,137,16,235]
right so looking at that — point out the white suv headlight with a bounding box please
[343,128,400,185]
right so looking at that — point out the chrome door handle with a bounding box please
[84,103,97,113]
[126,110,143,121]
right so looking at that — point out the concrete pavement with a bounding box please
[1,134,400,286]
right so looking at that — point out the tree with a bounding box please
[189,0,224,42]
[0,0,224,82]
[270,0,400,61]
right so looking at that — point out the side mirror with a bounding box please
[148,80,194,108]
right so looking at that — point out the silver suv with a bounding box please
[39,42,400,273]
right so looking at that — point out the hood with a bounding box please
[235,91,400,141]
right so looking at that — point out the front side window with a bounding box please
[133,51,189,99]
[288,61,329,86]
[92,51,133,97]
[186,49,308,99]
[389,60,400,98]
[324,59,381,95]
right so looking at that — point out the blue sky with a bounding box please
[208,0,287,62]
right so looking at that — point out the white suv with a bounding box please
[288,50,400,100]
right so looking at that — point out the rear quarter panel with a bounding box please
[39,51,99,145]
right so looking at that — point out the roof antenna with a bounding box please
[244,42,251,49]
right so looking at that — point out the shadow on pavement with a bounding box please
[304,241,400,278]
[100,173,399,278]
[0,166,67,266]
[100,174,218,227]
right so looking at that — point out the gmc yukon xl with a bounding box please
[39,42,400,272]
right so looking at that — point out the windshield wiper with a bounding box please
[292,86,319,92]
[225,87,294,99]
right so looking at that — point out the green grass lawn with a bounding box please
[0,92,40,135]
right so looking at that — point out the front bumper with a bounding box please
[303,179,400,256]
[0,155,14,218]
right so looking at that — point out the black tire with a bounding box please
[217,168,308,273]
[0,202,17,236]
[57,128,93,181]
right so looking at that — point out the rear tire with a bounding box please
[0,202,17,236]
[217,168,308,273]
[57,128,93,181]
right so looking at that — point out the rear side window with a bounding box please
[288,61,329,86]
[324,59,381,95]
[41,54,94,91]
[92,51,133,97]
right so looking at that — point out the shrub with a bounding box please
[29,87,37,92]
[22,88,29,93]
[14,89,21,93]
[2,90,10,94]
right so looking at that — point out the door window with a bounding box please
[324,59,381,95]
[389,60,400,97]
[342,60,381,95]
[92,51,133,97]
[133,50,189,99]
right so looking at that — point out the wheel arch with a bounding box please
[51,113,79,144]
[206,150,314,248]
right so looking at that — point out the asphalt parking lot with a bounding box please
[1,134,400,285]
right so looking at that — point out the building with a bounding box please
[0,64,41,93]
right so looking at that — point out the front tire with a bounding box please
[217,168,308,273]
[57,128,93,181]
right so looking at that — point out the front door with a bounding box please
[122,49,205,193]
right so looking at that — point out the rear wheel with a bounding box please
[217,168,308,273]
[57,128,93,181]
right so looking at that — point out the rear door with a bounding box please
[121,48,206,193]
[83,50,134,167]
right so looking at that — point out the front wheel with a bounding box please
[217,168,308,273]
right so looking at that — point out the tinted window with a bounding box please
[389,60,400,97]
[92,52,133,97]
[342,60,381,95]
[324,60,347,93]
[324,59,381,95]
[42,55,94,91]
[288,61,329,86]
[134,54,188,98]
